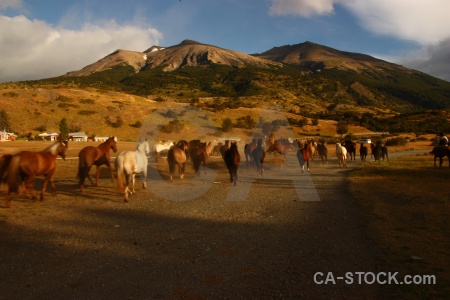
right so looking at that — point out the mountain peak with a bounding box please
[179,39,202,46]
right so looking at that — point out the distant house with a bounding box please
[38,132,59,141]
[0,129,16,141]
[69,132,88,142]
[94,136,117,142]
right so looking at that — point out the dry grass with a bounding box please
[349,154,450,298]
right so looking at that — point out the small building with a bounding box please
[0,129,16,141]
[38,132,59,141]
[94,136,117,142]
[69,132,88,142]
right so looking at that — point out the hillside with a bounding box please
[1,40,450,139]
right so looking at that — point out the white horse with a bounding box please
[336,143,347,168]
[115,140,150,202]
[153,140,174,162]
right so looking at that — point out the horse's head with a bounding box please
[57,141,67,160]
[109,136,118,153]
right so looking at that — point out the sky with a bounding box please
[1,0,450,83]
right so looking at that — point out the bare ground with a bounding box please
[0,147,388,299]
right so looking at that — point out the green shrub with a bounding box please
[161,120,184,133]
[80,99,95,104]
[78,110,97,116]
[385,137,408,146]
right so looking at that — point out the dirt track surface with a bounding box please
[0,151,397,299]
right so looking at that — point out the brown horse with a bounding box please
[224,142,240,185]
[212,142,223,157]
[77,136,117,192]
[307,140,316,160]
[266,139,294,163]
[0,154,13,186]
[430,146,450,168]
[168,140,189,181]
[297,143,310,173]
[5,141,67,208]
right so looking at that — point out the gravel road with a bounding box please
[1,150,414,299]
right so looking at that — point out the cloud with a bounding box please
[0,0,23,10]
[399,38,450,82]
[0,15,162,82]
[269,0,334,17]
[339,0,450,45]
[270,0,450,45]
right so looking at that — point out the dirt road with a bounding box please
[0,151,400,299]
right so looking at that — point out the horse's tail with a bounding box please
[0,154,13,183]
[77,153,87,184]
[115,154,125,190]
[168,150,176,175]
[6,155,20,193]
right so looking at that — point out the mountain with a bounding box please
[255,41,397,73]
[35,40,450,115]
[3,40,450,137]
[65,39,281,77]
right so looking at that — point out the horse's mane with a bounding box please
[43,141,62,155]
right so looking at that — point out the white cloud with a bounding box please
[270,0,450,45]
[339,0,450,45]
[269,0,335,17]
[0,15,162,82]
[0,0,23,10]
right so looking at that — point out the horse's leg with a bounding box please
[95,166,101,186]
[203,158,207,175]
[40,170,55,201]
[85,166,95,186]
[107,162,115,183]
[179,163,185,180]
[22,180,28,197]
[27,176,37,201]
[141,171,147,189]
[130,174,136,195]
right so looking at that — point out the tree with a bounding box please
[221,118,234,132]
[59,118,70,140]
[0,109,11,131]
[336,121,349,137]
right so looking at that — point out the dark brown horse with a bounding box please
[360,144,368,162]
[251,139,266,175]
[168,140,189,181]
[430,146,450,168]
[316,142,328,164]
[189,140,207,175]
[5,141,67,208]
[77,136,117,192]
[344,140,356,160]
[224,142,240,185]
[220,140,230,159]
[244,139,257,168]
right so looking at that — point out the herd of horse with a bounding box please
[1,135,449,208]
